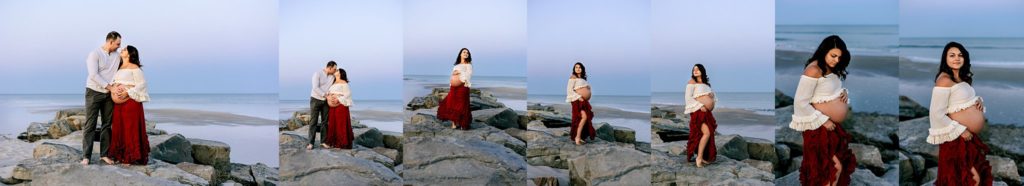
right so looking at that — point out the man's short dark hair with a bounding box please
[106,31,121,41]
[327,61,337,67]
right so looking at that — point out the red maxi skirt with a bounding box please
[686,110,717,162]
[936,133,993,186]
[570,99,596,141]
[325,105,354,149]
[800,126,857,186]
[438,85,471,130]
[107,99,150,165]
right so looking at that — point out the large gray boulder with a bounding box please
[402,136,525,185]
[187,138,230,173]
[149,133,194,164]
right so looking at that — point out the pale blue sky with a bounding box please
[0,0,278,94]
[278,0,403,100]
[403,0,527,77]
[901,0,1024,38]
[776,0,898,25]
[651,0,775,93]
[527,0,651,96]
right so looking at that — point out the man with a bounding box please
[82,31,121,165]
[308,61,336,149]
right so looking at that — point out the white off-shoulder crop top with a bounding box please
[328,83,353,107]
[683,83,716,114]
[565,78,590,102]
[927,82,984,144]
[789,73,848,131]
[112,68,149,102]
[452,64,473,87]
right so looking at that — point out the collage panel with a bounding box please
[774,0,900,185]
[898,0,1024,185]
[650,0,777,185]
[525,0,653,185]
[277,0,405,185]
[401,0,528,185]
[0,0,280,185]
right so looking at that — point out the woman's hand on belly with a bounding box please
[449,75,463,87]
[812,98,849,125]
[695,95,715,111]
[949,105,985,134]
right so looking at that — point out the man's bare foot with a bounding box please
[80,158,89,165]
[321,143,330,149]
[306,144,313,150]
[100,157,114,165]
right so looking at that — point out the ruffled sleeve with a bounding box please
[927,87,967,144]
[127,70,150,102]
[683,84,704,114]
[336,84,353,107]
[566,79,582,102]
[789,75,830,131]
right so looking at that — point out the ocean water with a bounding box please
[777,25,898,56]
[901,37,1024,68]
[279,99,403,133]
[529,94,651,142]
[651,92,774,115]
[900,37,1024,125]
[404,75,527,111]
[776,25,900,115]
[0,94,280,166]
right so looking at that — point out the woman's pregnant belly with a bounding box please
[576,87,592,101]
[695,95,715,111]
[812,98,848,125]
[449,74,461,86]
[949,105,985,134]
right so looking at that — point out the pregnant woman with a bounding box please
[789,35,856,186]
[325,68,354,149]
[106,45,150,165]
[684,64,717,168]
[928,42,992,186]
[438,48,473,130]
[566,62,595,145]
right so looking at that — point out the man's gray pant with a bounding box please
[308,97,329,147]
[82,88,112,159]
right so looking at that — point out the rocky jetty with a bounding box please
[402,88,527,185]
[524,103,650,186]
[898,96,1020,185]
[2,108,276,186]
[774,91,900,185]
[278,111,403,185]
[650,105,775,185]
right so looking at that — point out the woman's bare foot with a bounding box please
[80,158,89,165]
[451,123,457,129]
[100,157,114,165]
[696,159,704,168]
[306,144,313,150]
[321,143,330,149]
[574,137,583,145]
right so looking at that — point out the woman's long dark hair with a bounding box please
[453,48,472,65]
[935,42,972,85]
[571,62,587,80]
[805,35,849,80]
[691,63,709,86]
[336,68,349,83]
[121,45,141,69]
